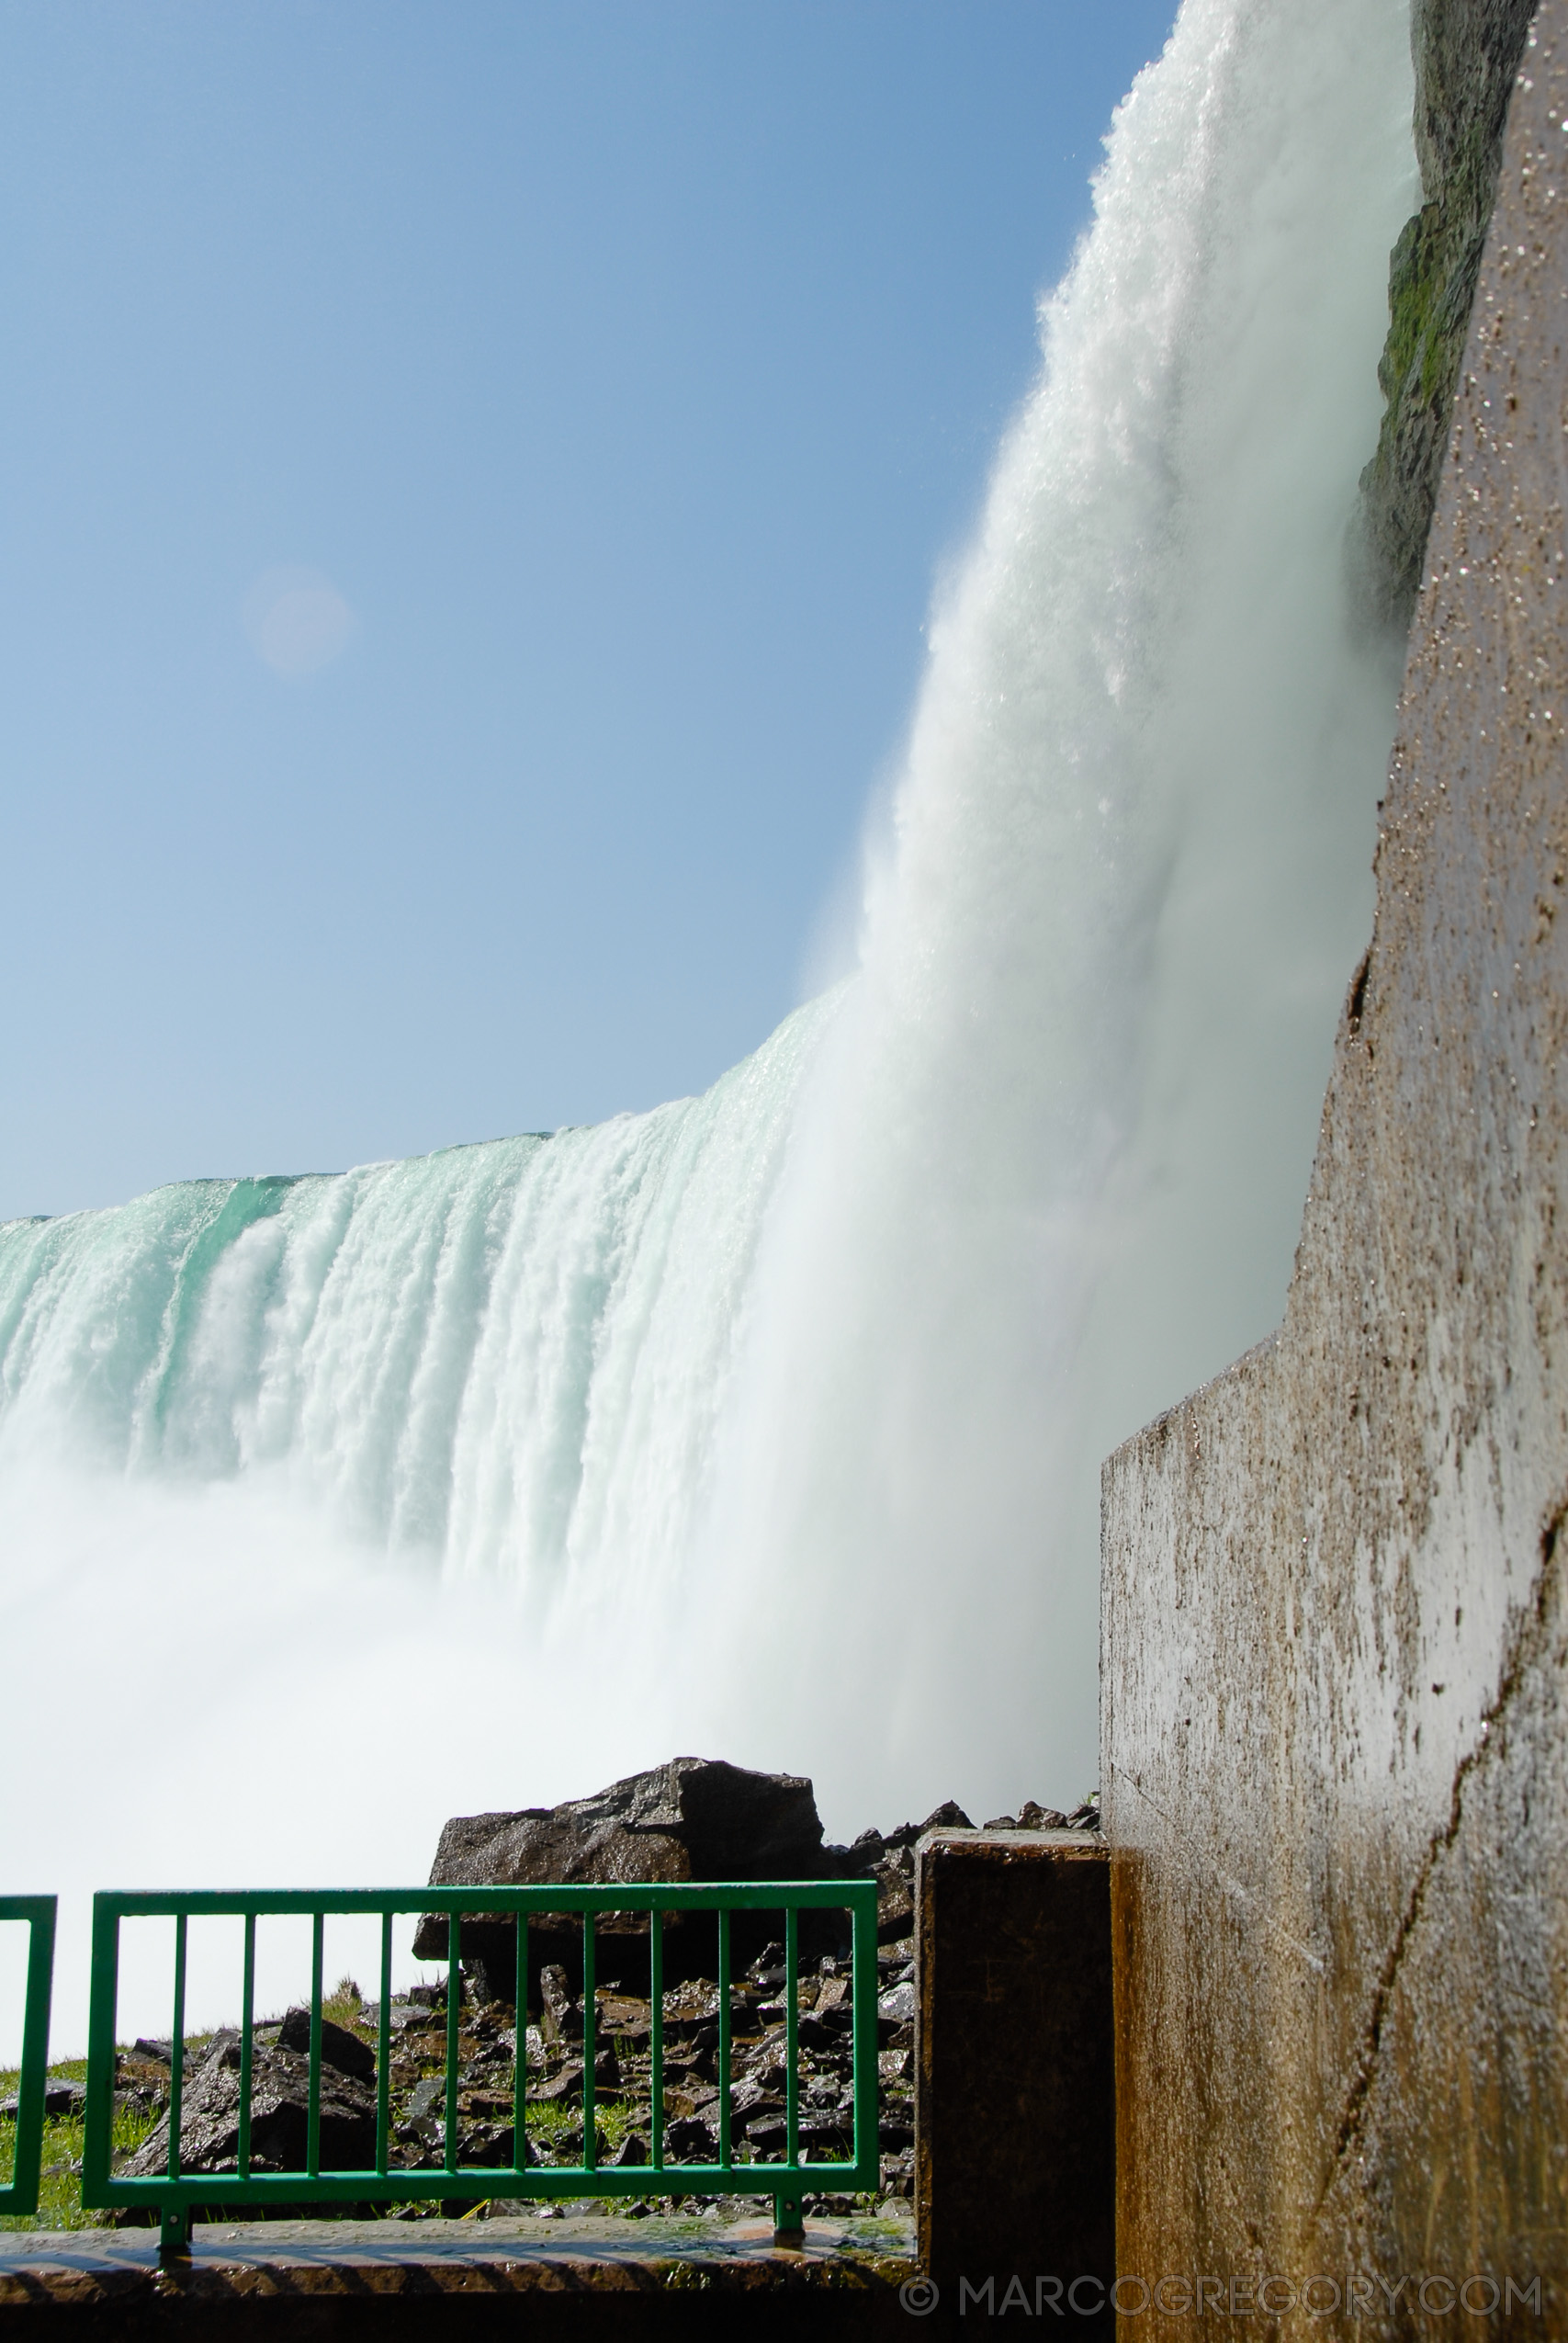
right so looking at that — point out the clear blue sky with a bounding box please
[0,0,1179,1220]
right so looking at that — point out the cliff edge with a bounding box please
[1353,0,1538,633]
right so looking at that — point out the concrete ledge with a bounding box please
[0,2217,917,2338]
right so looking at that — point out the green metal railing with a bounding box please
[0,1896,57,2217]
[83,1881,879,2257]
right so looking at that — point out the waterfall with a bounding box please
[0,1000,828,1587]
[0,0,1416,2046]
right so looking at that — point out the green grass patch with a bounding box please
[0,2057,161,2232]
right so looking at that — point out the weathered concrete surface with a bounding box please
[1102,10,1568,2327]
[0,2216,918,2338]
[914,1831,1113,2326]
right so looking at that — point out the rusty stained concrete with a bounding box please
[1102,4,1568,2326]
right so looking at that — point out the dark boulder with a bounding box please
[413,1757,829,1994]
[456,2123,515,2168]
[273,2006,378,2081]
[0,2076,85,2120]
[744,2114,850,2158]
[118,2034,376,2180]
[412,1765,1080,2006]
[419,1756,825,1916]
[840,1802,974,1876]
[982,1802,1068,1830]
[663,2115,719,2164]
[830,1804,975,1943]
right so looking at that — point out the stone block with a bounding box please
[914,1829,1113,2324]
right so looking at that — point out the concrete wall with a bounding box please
[1101,7,1568,2324]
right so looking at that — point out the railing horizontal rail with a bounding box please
[82,1879,880,2258]
[0,1895,57,2218]
[89,1883,869,1916]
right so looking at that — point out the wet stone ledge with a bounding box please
[0,2214,919,2341]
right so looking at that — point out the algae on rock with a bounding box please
[1354,0,1538,632]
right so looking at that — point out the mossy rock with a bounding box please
[1353,0,1539,634]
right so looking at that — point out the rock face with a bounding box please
[1106,14,1568,2298]
[1353,0,1538,631]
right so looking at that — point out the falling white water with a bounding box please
[0,0,1416,2052]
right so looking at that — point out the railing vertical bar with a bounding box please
[649,1912,663,2174]
[513,1916,528,2172]
[376,1912,392,2179]
[852,1887,877,2185]
[82,1897,119,2214]
[445,1911,462,2181]
[2,1899,57,2216]
[309,1902,328,2174]
[784,1907,798,2170]
[581,1915,596,2171]
[27,1904,54,2204]
[238,1914,255,2180]
[717,1907,731,2170]
[167,1914,187,2186]
[308,1911,323,2179]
